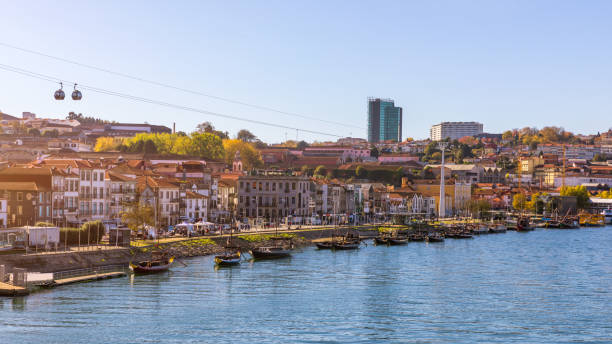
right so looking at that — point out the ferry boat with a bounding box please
[601,209,612,224]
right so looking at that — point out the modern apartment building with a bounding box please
[430,122,483,141]
[367,98,402,143]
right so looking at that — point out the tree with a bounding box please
[593,153,608,162]
[314,165,327,177]
[94,137,122,152]
[300,165,310,176]
[189,132,225,159]
[513,193,527,211]
[560,185,590,208]
[42,129,59,138]
[430,152,442,162]
[223,139,263,169]
[296,140,309,150]
[370,147,379,158]
[355,165,367,178]
[236,129,257,142]
[195,121,228,139]
[467,199,491,218]
[27,128,40,136]
[120,203,155,232]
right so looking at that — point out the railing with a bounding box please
[52,264,128,281]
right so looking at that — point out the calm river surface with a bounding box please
[2,227,611,343]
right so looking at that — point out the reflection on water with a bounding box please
[1,227,611,343]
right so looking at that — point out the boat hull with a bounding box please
[316,242,334,249]
[387,238,408,245]
[250,249,291,259]
[130,257,174,274]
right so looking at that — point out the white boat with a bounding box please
[602,209,612,224]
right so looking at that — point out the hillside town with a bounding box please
[1,109,611,232]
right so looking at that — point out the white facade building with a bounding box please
[430,122,483,141]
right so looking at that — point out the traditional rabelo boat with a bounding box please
[408,232,426,241]
[315,241,334,249]
[332,232,361,250]
[426,233,445,242]
[250,236,292,259]
[516,217,535,231]
[215,251,241,266]
[215,227,242,266]
[130,254,174,274]
[489,223,507,233]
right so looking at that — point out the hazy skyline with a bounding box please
[1,1,611,142]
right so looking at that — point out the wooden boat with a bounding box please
[426,233,444,242]
[374,237,389,245]
[409,233,426,242]
[516,217,535,231]
[130,256,174,274]
[579,214,605,227]
[214,251,241,266]
[387,237,409,245]
[471,225,489,235]
[489,224,507,233]
[316,241,334,249]
[250,246,291,259]
[332,241,360,250]
[455,232,473,239]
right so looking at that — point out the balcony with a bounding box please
[79,194,92,200]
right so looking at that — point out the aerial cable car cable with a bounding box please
[0,41,364,130]
[0,63,343,138]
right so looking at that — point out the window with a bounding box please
[292,183,296,190]
[17,192,23,201]
[46,206,50,217]
[18,206,23,215]
[93,173,97,181]
[39,206,43,217]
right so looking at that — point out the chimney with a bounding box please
[173,122,176,134]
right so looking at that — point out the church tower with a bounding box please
[232,150,243,173]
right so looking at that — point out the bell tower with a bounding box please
[232,150,243,173]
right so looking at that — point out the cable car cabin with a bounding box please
[54,88,65,100]
[72,89,82,100]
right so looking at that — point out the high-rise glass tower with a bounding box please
[367,98,402,143]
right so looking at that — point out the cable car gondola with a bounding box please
[71,84,82,100]
[54,82,65,100]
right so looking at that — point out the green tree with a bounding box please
[314,165,327,177]
[370,146,379,158]
[27,128,40,136]
[223,139,263,169]
[189,132,225,159]
[120,203,155,232]
[513,193,527,211]
[355,165,367,178]
[593,153,608,162]
[236,129,257,142]
[560,185,590,208]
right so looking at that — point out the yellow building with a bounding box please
[411,179,471,216]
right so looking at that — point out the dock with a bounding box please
[0,281,29,296]
[53,271,127,286]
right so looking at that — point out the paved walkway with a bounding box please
[0,281,28,296]
[53,271,126,286]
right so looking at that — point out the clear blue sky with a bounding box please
[1,1,611,143]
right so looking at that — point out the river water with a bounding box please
[1,227,611,343]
